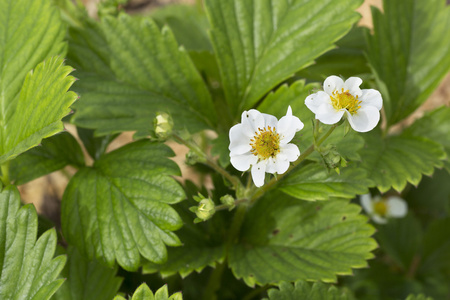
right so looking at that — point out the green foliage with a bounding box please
[419,218,450,276]
[10,132,84,185]
[280,162,373,201]
[405,295,433,300]
[53,246,123,300]
[205,0,364,116]
[114,284,182,300]
[229,192,376,286]
[359,131,446,193]
[365,0,450,126]
[0,186,66,299]
[264,280,353,300]
[69,14,215,136]
[76,127,118,161]
[61,140,185,271]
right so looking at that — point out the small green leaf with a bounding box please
[10,132,84,185]
[205,0,363,116]
[264,280,353,300]
[229,191,376,286]
[62,140,185,271]
[114,284,182,300]
[365,0,450,126]
[280,162,373,201]
[53,246,123,300]
[0,186,66,299]
[359,131,446,193]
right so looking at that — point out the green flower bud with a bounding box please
[153,112,173,140]
[318,144,346,173]
[220,194,235,211]
[190,194,215,223]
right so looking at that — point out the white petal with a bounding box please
[265,157,277,174]
[371,214,388,224]
[274,158,290,174]
[262,113,278,129]
[360,194,373,214]
[305,91,331,114]
[251,161,267,187]
[241,109,264,136]
[278,114,304,144]
[360,89,383,111]
[324,75,344,95]
[386,196,408,218]
[229,124,252,155]
[316,103,345,125]
[343,77,363,97]
[280,143,300,162]
[230,153,257,172]
[346,106,380,132]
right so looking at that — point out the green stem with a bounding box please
[0,161,10,186]
[214,198,248,212]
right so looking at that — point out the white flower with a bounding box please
[305,76,382,132]
[229,106,304,187]
[360,194,408,224]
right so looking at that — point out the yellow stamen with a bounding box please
[373,201,387,217]
[250,126,280,160]
[330,88,361,115]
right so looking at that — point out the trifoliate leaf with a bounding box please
[280,162,373,201]
[404,106,450,172]
[0,186,66,299]
[205,0,363,116]
[53,246,122,300]
[114,284,182,300]
[229,191,376,287]
[365,0,450,126]
[359,131,446,193]
[0,56,77,164]
[10,132,84,185]
[264,281,353,300]
[70,14,215,136]
[61,140,185,271]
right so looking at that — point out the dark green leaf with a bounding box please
[229,192,376,286]
[0,186,66,299]
[205,0,363,116]
[62,140,185,271]
[365,0,450,126]
[10,132,84,185]
[419,218,450,276]
[264,281,353,300]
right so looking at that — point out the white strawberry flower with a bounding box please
[305,76,382,132]
[229,106,304,187]
[360,194,408,224]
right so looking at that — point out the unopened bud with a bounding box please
[318,144,346,173]
[153,112,173,140]
[220,195,235,211]
[189,194,215,223]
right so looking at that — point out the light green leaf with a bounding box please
[279,162,373,201]
[70,14,215,136]
[0,56,77,164]
[10,132,84,185]
[205,0,363,116]
[53,246,122,300]
[0,185,66,299]
[404,106,450,172]
[229,192,376,287]
[61,140,185,271]
[359,131,446,193]
[114,284,182,300]
[264,281,353,300]
[365,0,450,126]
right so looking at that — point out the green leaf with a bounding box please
[404,106,450,172]
[10,132,84,185]
[279,162,373,201]
[359,131,446,193]
[376,214,422,271]
[143,181,226,278]
[264,281,353,300]
[0,185,66,299]
[114,284,182,300]
[61,140,185,271]
[76,127,118,161]
[205,0,363,116]
[70,14,215,136]
[298,26,370,81]
[0,56,77,164]
[365,0,450,126]
[405,294,434,300]
[53,246,122,300]
[419,218,450,276]
[229,192,376,287]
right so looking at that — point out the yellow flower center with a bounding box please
[330,88,361,115]
[250,126,280,160]
[373,201,387,217]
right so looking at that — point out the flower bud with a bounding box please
[318,144,346,173]
[153,112,173,140]
[189,194,215,223]
[220,194,235,211]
